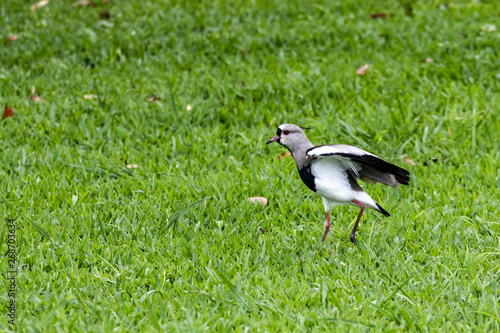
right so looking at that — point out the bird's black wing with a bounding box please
[306,145,410,188]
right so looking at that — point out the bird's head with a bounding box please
[266,124,311,153]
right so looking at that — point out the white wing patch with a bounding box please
[308,145,369,177]
[307,145,376,158]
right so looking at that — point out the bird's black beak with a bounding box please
[266,135,280,145]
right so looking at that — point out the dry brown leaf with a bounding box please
[371,13,387,19]
[7,36,18,43]
[248,197,267,205]
[29,94,42,102]
[422,58,434,64]
[84,94,98,99]
[73,0,95,6]
[31,0,50,10]
[3,106,14,119]
[356,64,369,75]
[147,96,161,102]
[278,152,291,160]
[403,156,415,165]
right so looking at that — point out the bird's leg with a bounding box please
[350,200,365,244]
[322,211,330,242]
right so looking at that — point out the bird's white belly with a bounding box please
[311,159,357,203]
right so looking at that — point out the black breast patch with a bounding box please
[298,165,316,192]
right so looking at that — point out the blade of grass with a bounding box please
[159,197,209,235]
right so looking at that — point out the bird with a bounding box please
[266,124,410,244]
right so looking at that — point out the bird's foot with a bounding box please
[350,233,357,245]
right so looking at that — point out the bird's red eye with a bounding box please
[283,130,290,135]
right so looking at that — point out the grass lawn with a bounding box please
[1,0,500,331]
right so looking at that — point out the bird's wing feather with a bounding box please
[307,145,410,187]
[307,144,376,158]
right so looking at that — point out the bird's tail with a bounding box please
[376,203,391,217]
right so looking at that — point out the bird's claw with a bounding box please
[350,233,357,245]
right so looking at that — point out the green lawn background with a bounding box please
[1,0,500,331]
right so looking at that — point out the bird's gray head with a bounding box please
[266,124,312,153]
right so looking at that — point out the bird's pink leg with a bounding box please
[322,211,330,242]
[350,200,365,244]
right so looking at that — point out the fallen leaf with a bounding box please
[403,156,415,165]
[147,96,161,102]
[248,197,267,205]
[99,11,111,19]
[186,105,192,111]
[126,164,139,168]
[422,58,434,64]
[278,152,291,160]
[30,0,50,10]
[3,106,14,119]
[72,0,95,6]
[356,64,369,75]
[371,13,387,19]
[84,94,98,99]
[29,94,42,102]
[7,36,18,43]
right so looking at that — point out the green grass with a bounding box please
[1,0,500,331]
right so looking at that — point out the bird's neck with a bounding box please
[289,140,314,169]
